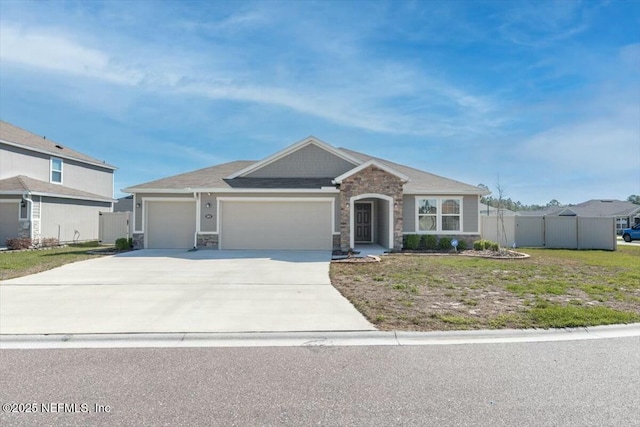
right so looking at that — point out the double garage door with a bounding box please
[145,199,333,250]
[220,200,333,250]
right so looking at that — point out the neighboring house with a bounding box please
[516,199,640,235]
[114,195,133,212]
[479,202,516,216]
[0,121,116,245]
[124,136,488,251]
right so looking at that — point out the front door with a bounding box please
[355,203,372,243]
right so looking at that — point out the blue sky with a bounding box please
[1,0,638,204]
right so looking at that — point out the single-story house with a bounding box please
[0,121,116,245]
[123,137,489,251]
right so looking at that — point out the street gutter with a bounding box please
[1,323,638,349]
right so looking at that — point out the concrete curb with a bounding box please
[1,323,638,349]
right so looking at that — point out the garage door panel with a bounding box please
[0,203,19,246]
[221,201,332,250]
[146,202,196,249]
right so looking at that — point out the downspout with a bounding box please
[193,192,198,249]
[22,191,34,241]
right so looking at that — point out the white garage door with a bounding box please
[146,201,196,249]
[220,200,333,250]
[0,202,19,246]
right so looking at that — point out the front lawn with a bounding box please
[0,243,108,281]
[330,246,640,330]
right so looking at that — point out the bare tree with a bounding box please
[495,178,508,250]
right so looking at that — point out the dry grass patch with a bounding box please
[330,246,640,331]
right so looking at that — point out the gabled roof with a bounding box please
[124,140,488,195]
[339,148,488,195]
[517,200,640,217]
[0,120,116,170]
[123,161,255,192]
[225,136,361,179]
[333,160,410,184]
[0,175,115,202]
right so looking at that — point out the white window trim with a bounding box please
[50,157,63,184]
[415,196,463,233]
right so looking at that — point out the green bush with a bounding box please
[115,237,132,251]
[420,235,437,250]
[473,239,499,251]
[404,234,420,250]
[438,237,452,250]
[457,240,468,250]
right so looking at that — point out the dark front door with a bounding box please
[355,203,372,242]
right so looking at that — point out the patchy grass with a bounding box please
[330,246,640,331]
[0,245,108,281]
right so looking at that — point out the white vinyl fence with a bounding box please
[99,211,132,244]
[481,216,616,250]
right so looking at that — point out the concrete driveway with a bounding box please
[0,250,374,334]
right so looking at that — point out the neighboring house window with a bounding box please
[416,197,462,232]
[51,158,63,183]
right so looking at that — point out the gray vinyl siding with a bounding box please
[40,197,111,243]
[246,144,355,178]
[62,159,113,198]
[403,195,415,232]
[1,144,50,182]
[0,143,114,198]
[463,195,479,232]
[200,192,340,233]
[134,193,193,232]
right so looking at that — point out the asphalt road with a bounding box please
[1,338,639,427]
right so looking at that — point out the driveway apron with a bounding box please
[0,250,374,334]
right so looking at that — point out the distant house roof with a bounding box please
[124,143,488,195]
[0,175,114,202]
[479,202,516,216]
[517,200,640,218]
[0,120,116,170]
[114,195,134,212]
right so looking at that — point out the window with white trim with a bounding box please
[416,197,462,232]
[51,158,63,183]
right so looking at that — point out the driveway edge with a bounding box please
[1,323,638,349]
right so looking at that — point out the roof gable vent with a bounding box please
[55,144,63,149]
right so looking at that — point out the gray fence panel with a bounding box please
[99,212,132,244]
[578,217,616,250]
[481,216,516,247]
[545,217,578,249]
[515,217,545,247]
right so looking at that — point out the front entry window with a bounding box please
[417,199,437,231]
[417,197,462,232]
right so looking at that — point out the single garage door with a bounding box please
[146,201,196,249]
[221,200,333,250]
[0,202,20,246]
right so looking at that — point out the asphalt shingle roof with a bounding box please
[0,175,113,202]
[125,145,486,194]
[0,121,116,170]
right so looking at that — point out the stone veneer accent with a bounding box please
[332,234,341,250]
[339,165,405,251]
[132,233,144,250]
[197,234,219,249]
[17,221,30,239]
